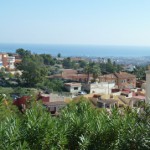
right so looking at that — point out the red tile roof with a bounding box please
[13,96,30,106]
[61,69,77,74]
[114,72,135,78]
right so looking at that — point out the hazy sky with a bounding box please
[0,0,150,46]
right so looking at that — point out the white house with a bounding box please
[64,83,82,94]
[146,69,150,104]
[8,56,15,69]
[123,64,136,72]
[0,60,3,68]
[83,82,115,94]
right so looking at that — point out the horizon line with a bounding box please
[0,42,150,48]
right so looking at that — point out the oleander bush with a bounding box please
[0,97,150,150]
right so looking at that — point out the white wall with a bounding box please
[146,70,150,104]
[70,86,81,94]
[89,82,115,94]
[65,85,81,94]
[8,56,15,69]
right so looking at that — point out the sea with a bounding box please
[0,43,150,57]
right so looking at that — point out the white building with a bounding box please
[0,55,2,68]
[146,69,150,104]
[0,60,3,68]
[64,83,82,94]
[8,56,15,69]
[83,82,115,94]
[123,64,136,72]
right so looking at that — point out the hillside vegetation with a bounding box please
[0,97,150,150]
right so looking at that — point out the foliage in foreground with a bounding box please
[0,97,150,150]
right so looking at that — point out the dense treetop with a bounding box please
[0,96,149,150]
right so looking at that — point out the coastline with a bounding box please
[0,43,150,57]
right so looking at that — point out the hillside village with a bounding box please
[0,50,148,115]
[1,1,150,149]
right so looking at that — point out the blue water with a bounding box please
[0,43,150,57]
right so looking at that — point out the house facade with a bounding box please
[50,69,93,82]
[99,72,136,90]
[114,72,136,89]
[43,101,66,115]
[0,60,2,68]
[0,53,17,70]
[64,82,82,94]
[0,53,8,68]
[97,99,118,109]
[8,56,15,70]
[146,69,150,104]
[99,74,117,83]
[83,82,115,94]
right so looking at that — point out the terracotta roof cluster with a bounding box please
[99,72,136,80]
[114,72,135,78]
[61,69,77,75]
[49,69,92,81]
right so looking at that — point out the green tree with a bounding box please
[16,48,31,58]
[84,63,92,82]
[36,79,64,92]
[92,64,101,81]
[63,57,72,69]
[100,59,123,74]
[17,56,47,87]
[116,64,123,72]
[40,54,55,65]
[0,99,150,149]
[57,53,61,58]
[106,59,115,73]
[78,60,87,68]
[0,68,6,79]
[84,62,101,82]
[133,66,146,80]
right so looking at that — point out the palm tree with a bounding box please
[84,63,92,83]
[84,63,101,83]
[92,64,101,81]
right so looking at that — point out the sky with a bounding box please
[0,0,150,46]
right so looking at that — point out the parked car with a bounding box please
[78,91,87,95]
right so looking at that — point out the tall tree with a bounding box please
[78,60,87,68]
[84,63,92,83]
[84,62,101,82]
[57,53,61,58]
[40,54,55,65]
[106,59,115,73]
[133,66,146,80]
[63,57,72,69]
[16,56,47,86]
[92,64,101,81]
[16,48,31,58]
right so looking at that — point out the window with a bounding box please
[121,79,126,83]
[74,87,78,90]
[127,79,131,83]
